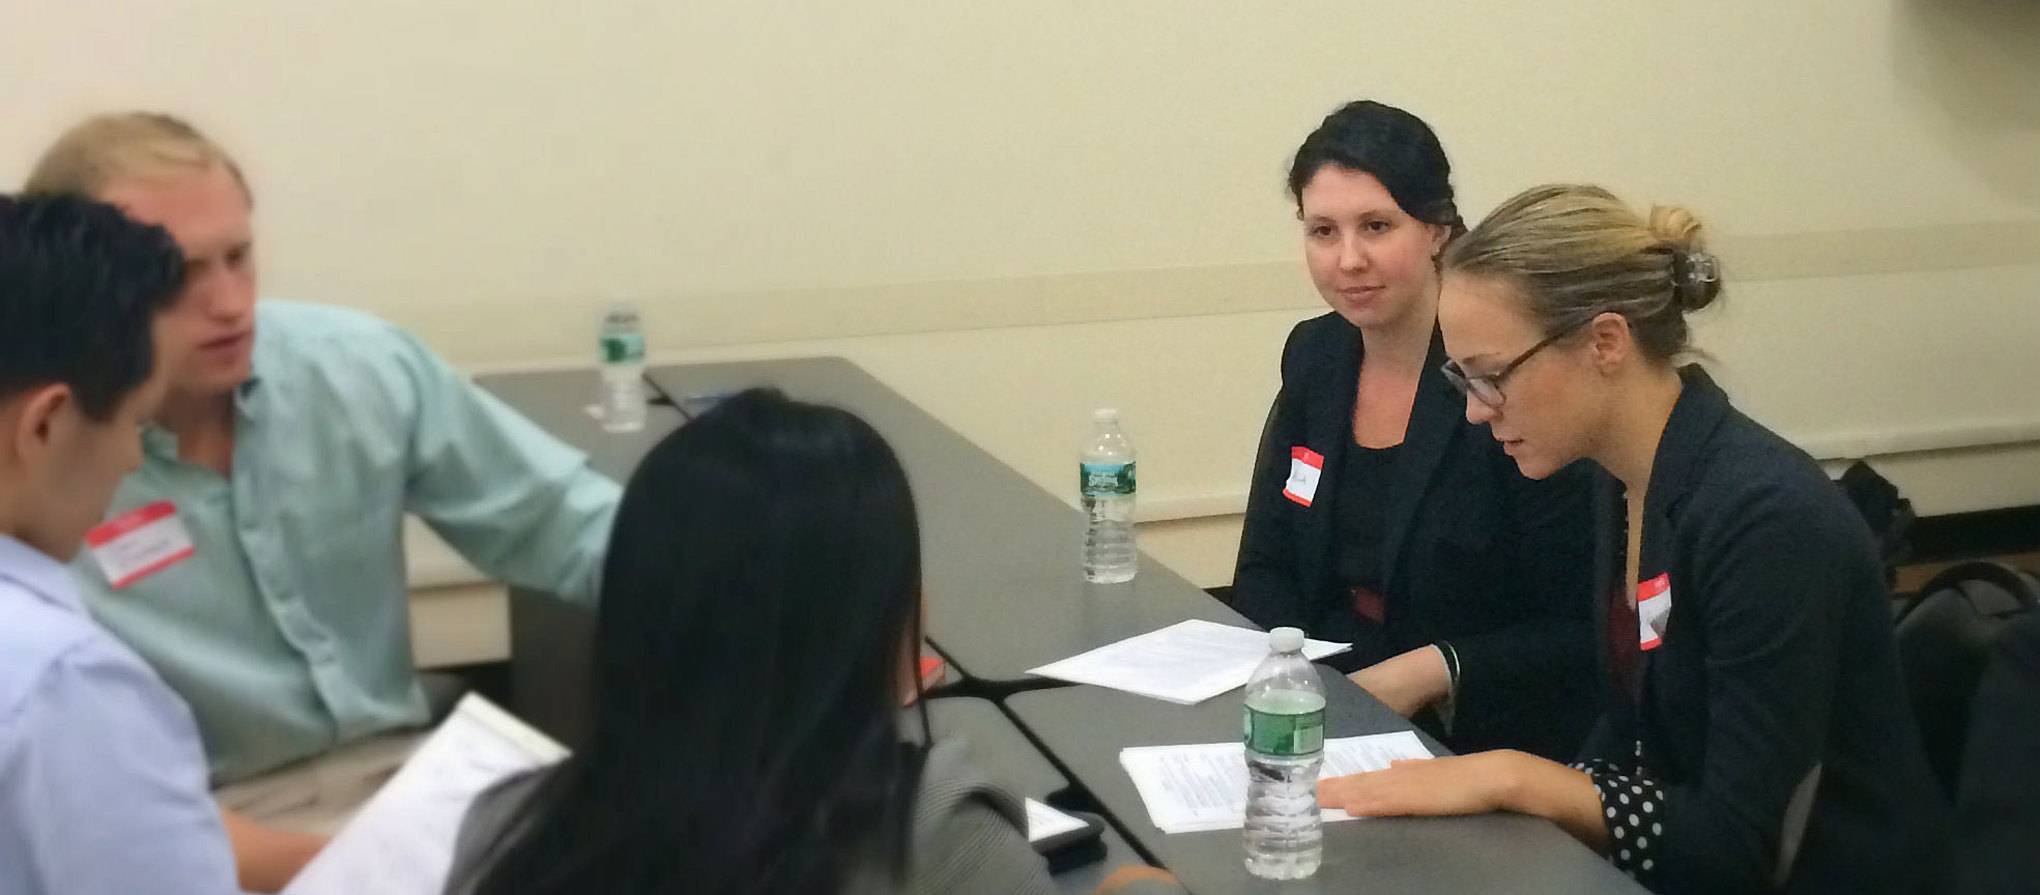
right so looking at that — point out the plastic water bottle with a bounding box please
[1080,407,1137,583]
[597,303,647,433]
[1244,626,1325,879]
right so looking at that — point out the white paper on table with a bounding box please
[283,695,569,895]
[1027,619,1349,705]
[1025,798,1090,843]
[1118,731,1431,834]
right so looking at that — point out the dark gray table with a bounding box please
[1007,677,1645,895]
[644,357,1254,685]
[479,369,687,483]
[483,360,1642,894]
[923,698,1150,892]
[478,370,687,746]
[475,367,1153,889]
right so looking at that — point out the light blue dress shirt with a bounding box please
[71,301,621,783]
[0,535,242,895]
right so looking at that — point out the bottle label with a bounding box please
[1080,461,1135,497]
[1244,705,1325,756]
[600,333,645,364]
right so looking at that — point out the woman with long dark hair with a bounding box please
[445,389,1180,895]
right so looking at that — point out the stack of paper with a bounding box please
[283,695,569,895]
[1028,620,1349,705]
[1119,731,1431,833]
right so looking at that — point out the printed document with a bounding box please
[284,695,568,895]
[1120,731,1431,833]
[1029,620,1348,704]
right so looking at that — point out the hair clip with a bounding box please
[1679,250,1720,288]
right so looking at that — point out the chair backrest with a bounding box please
[1836,460,1916,584]
[1893,561,2040,795]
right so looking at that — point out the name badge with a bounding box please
[85,502,196,589]
[1283,447,1324,507]
[1638,573,1672,651]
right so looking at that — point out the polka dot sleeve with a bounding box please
[1570,755,1667,885]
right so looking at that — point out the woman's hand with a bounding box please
[1317,752,1516,818]
[1318,750,1612,853]
[1348,645,1451,717]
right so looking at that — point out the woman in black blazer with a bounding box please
[1232,101,1598,761]
[1320,184,1948,894]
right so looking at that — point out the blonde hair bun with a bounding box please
[1444,185,1722,363]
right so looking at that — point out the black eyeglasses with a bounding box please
[1441,317,1591,408]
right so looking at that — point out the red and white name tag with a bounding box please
[1637,573,1672,651]
[85,502,196,589]
[1283,447,1324,507]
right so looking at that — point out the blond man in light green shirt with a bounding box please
[27,114,621,887]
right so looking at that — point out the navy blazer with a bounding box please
[1579,367,1948,894]
[1232,312,1598,759]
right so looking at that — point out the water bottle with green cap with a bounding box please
[1243,626,1324,879]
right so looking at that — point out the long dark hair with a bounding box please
[468,389,930,895]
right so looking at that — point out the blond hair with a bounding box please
[1443,184,1720,362]
[23,112,250,204]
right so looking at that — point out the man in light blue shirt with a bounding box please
[0,194,242,894]
[27,114,622,843]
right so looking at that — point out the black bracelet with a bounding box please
[1436,641,1461,694]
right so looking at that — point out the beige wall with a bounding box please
[6,1,2037,589]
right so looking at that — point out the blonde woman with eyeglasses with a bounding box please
[1318,184,1949,894]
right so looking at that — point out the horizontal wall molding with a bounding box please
[409,220,2040,366]
[1717,221,2040,283]
[1795,418,2040,462]
[630,220,2040,346]
[1138,420,2040,524]
[1134,493,1252,524]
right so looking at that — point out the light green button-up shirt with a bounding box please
[72,300,620,784]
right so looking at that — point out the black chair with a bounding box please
[1951,612,2040,892]
[1893,561,2040,796]
[1836,460,1916,588]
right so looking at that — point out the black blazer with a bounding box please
[1578,367,1949,894]
[1232,312,1597,760]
